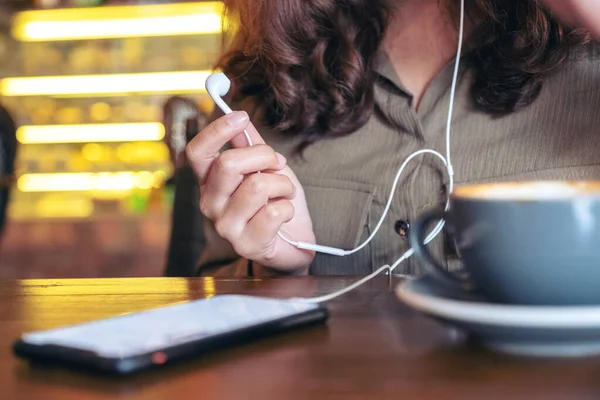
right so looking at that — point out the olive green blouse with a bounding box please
[165,43,600,277]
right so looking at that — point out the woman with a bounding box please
[177,0,600,277]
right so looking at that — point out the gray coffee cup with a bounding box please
[409,181,600,305]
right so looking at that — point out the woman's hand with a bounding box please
[185,111,316,272]
[540,0,600,37]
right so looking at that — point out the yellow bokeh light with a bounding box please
[81,143,105,162]
[137,171,155,190]
[0,71,211,97]
[153,170,168,188]
[89,102,111,122]
[35,195,93,218]
[17,123,165,144]
[11,2,224,42]
[17,171,168,193]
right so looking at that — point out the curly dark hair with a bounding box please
[216,0,590,150]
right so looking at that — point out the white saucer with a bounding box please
[396,276,600,357]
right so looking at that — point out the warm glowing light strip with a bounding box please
[16,123,165,144]
[18,171,160,192]
[0,70,211,97]
[12,2,224,41]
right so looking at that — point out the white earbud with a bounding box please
[206,72,255,147]
[206,72,234,115]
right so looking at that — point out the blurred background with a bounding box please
[0,0,221,279]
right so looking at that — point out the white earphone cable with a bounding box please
[294,0,465,303]
[444,0,465,192]
[242,129,254,147]
[276,148,450,255]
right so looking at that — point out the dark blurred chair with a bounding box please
[0,104,17,238]
[162,97,208,277]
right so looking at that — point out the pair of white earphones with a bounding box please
[203,0,464,302]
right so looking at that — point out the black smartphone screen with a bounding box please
[13,295,328,375]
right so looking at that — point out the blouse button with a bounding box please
[394,219,410,239]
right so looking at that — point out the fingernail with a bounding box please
[276,152,287,167]
[226,111,249,127]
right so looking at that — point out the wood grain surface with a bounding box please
[2,276,600,400]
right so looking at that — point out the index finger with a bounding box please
[185,111,265,182]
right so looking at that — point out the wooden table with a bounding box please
[2,276,600,399]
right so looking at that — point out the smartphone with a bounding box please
[13,295,328,375]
